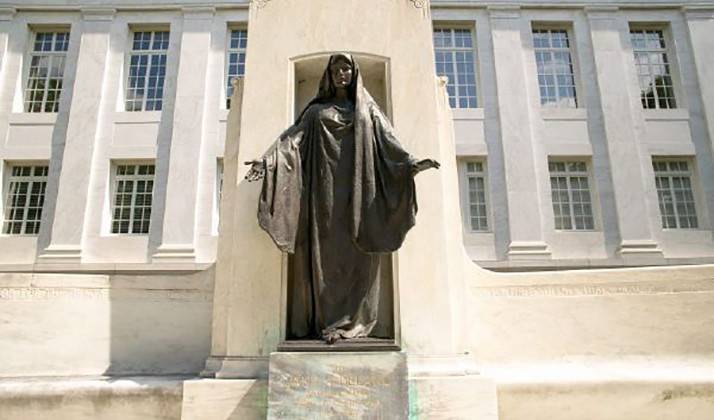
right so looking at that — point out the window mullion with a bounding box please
[450,50,459,103]
[129,176,138,233]
[550,49,561,103]
[666,175,679,228]
[21,180,33,234]
[141,53,150,111]
[648,50,661,106]
[565,174,576,229]
[42,55,54,111]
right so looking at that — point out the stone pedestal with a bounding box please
[267,352,408,419]
[265,352,498,420]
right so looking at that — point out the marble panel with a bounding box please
[267,352,408,419]
[5,123,54,149]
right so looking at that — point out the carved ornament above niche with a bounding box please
[250,0,429,10]
[251,0,271,9]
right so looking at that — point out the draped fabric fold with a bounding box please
[255,54,417,340]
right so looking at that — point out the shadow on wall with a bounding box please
[103,268,214,376]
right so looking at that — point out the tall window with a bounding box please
[653,159,698,229]
[111,164,155,234]
[549,161,594,230]
[433,28,478,108]
[2,164,48,235]
[630,28,676,109]
[532,28,577,108]
[225,29,247,108]
[24,31,69,113]
[125,31,169,112]
[465,161,489,231]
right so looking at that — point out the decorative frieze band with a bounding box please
[251,0,272,9]
[249,0,430,11]
[0,287,211,302]
[411,0,428,8]
[472,280,714,298]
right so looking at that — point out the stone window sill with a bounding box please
[8,112,57,126]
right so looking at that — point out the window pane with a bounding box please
[433,28,478,108]
[226,29,248,108]
[25,32,69,113]
[2,165,49,235]
[125,31,169,112]
[549,161,594,230]
[653,159,698,229]
[465,162,489,231]
[533,28,578,108]
[111,164,156,234]
[630,28,676,110]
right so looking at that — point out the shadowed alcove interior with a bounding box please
[280,53,397,345]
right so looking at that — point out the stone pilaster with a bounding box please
[37,8,115,264]
[488,6,550,259]
[683,7,714,161]
[0,8,20,131]
[585,7,663,259]
[152,7,215,262]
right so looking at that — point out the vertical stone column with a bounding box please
[152,7,214,263]
[684,7,714,159]
[37,8,115,264]
[0,10,17,234]
[488,6,550,259]
[0,8,14,65]
[0,8,20,137]
[585,7,662,259]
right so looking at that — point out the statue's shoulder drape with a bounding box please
[351,99,418,253]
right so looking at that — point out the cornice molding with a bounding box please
[0,7,17,21]
[682,5,714,20]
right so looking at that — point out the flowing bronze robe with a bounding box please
[257,54,417,340]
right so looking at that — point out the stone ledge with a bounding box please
[489,360,714,420]
[0,376,187,420]
[480,358,714,384]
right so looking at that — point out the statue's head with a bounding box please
[314,53,359,102]
[329,54,353,90]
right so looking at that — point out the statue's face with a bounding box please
[330,58,353,89]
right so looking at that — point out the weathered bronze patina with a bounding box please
[246,53,439,343]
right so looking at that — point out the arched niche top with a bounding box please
[291,52,391,121]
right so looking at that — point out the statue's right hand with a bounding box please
[244,159,265,182]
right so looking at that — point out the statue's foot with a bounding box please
[323,330,340,344]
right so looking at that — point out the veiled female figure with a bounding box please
[246,53,438,343]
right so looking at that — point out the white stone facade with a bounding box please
[0,0,712,271]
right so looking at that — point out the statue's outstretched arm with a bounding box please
[244,115,308,182]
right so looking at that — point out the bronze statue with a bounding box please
[246,53,439,344]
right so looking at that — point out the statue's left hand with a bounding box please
[244,159,266,182]
[411,158,440,176]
